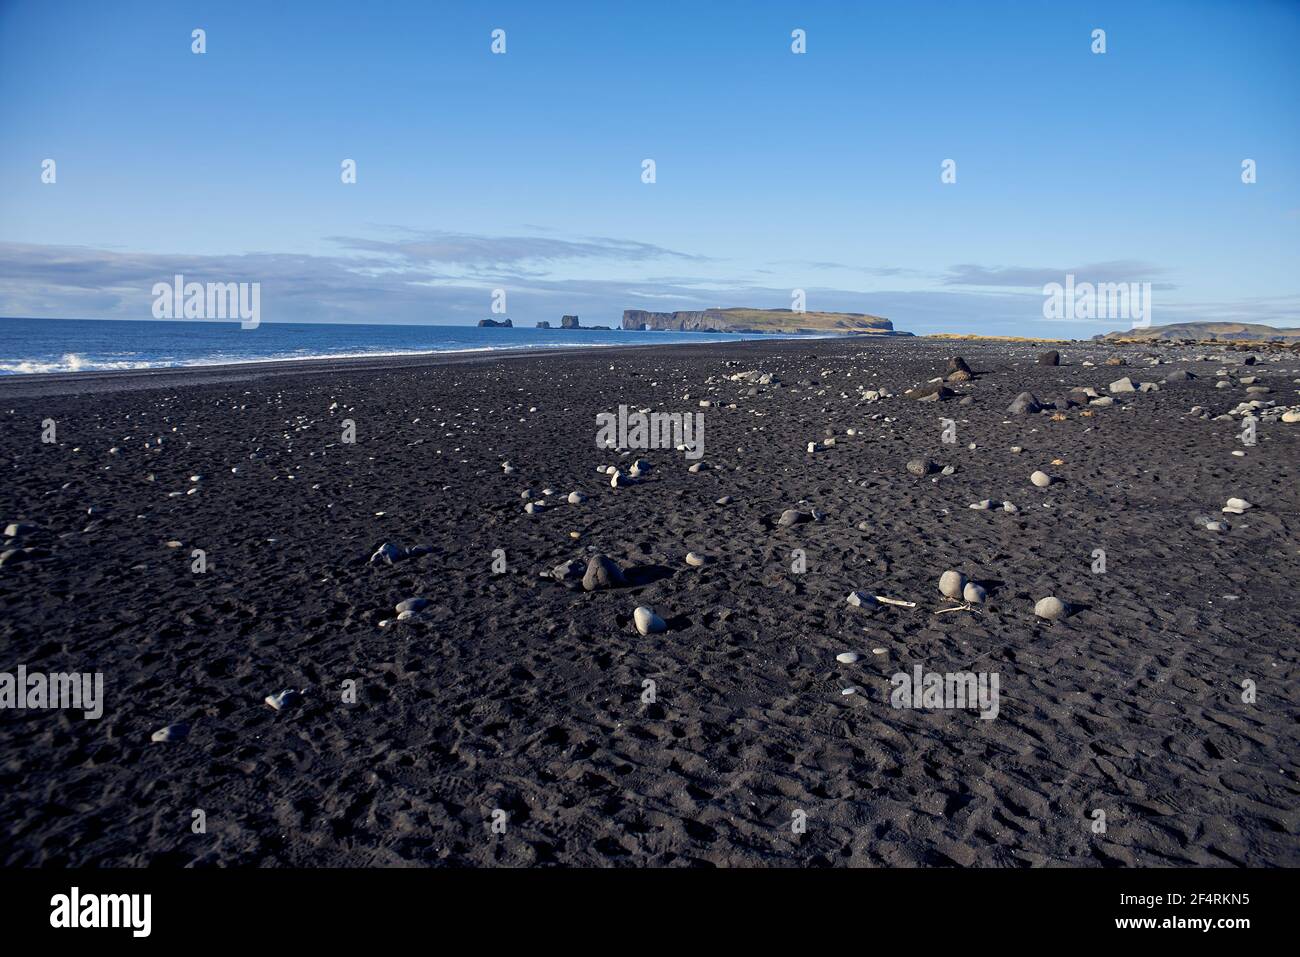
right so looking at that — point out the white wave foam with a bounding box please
[0,333,796,376]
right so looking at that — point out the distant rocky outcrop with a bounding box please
[561,315,580,329]
[478,318,513,328]
[622,307,901,335]
[1097,322,1300,343]
[536,321,551,329]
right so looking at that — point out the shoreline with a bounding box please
[0,334,919,399]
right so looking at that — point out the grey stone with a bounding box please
[939,570,966,600]
[633,606,666,635]
[1007,392,1042,415]
[1034,596,1067,620]
[777,509,813,526]
[583,554,627,591]
[369,542,406,565]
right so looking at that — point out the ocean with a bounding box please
[0,317,820,376]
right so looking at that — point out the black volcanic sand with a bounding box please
[1,337,1297,867]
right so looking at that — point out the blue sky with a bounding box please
[1,0,1297,335]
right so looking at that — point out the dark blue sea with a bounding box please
[0,317,817,375]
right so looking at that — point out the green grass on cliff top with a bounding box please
[709,308,891,332]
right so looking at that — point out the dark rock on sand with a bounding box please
[906,382,954,402]
[1007,392,1042,414]
[583,554,627,591]
[1038,350,1060,366]
[369,542,406,565]
[906,458,936,477]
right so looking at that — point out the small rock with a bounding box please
[685,551,710,567]
[369,542,406,565]
[265,689,302,711]
[777,508,813,526]
[395,597,430,614]
[939,570,966,600]
[906,458,935,477]
[962,582,987,604]
[633,606,667,635]
[1030,470,1052,488]
[1037,350,1060,366]
[583,554,627,591]
[907,383,954,402]
[836,651,863,664]
[567,491,586,505]
[1007,392,1042,415]
[846,590,875,608]
[1109,377,1136,394]
[1034,596,1067,620]
[151,723,189,743]
[550,558,584,582]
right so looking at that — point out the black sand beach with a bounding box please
[1,336,1297,867]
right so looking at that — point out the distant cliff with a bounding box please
[622,307,900,335]
[1097,322,1300,343]
[478,318,513,328]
